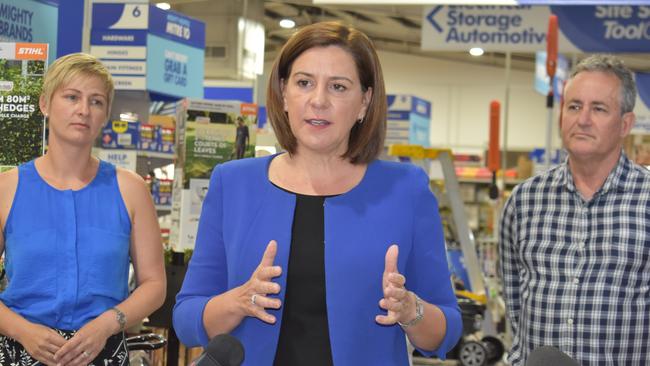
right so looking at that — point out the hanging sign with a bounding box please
[422,5,650,53]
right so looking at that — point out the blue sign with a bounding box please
[146,34,204,98]
[204,86,254,103]
[91,29,147,46]
[534,51,569,100]
[56,0,83,57]
[637,73,650,110]
[422,5,650,53]
[552,5,650,52]
[148,5,205,48]
[386,95,432,147]
[0,0,57,62]
[92,3,148,30]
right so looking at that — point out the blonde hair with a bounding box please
[41,53,114,115]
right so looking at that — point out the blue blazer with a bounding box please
[173,155,462,366]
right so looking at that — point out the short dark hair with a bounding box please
[570,54,636,114]
[266,21,386,164]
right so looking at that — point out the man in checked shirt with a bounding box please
[500,54,650,365]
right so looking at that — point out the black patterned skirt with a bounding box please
[0,329,128,366]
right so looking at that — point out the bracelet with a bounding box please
[398,293,424,328]
[109,307,127,332]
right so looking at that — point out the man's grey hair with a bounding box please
[569,54,636,114]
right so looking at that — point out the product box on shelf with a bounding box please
[159,127,175,154]
[152,178,173,206]
[101,120,140,149]
[138,124,159,151]
[149,114,176,154]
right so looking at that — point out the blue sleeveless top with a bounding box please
[0,160,132,330]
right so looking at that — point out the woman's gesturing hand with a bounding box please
[376,244,417,326]
[238,240,283,324]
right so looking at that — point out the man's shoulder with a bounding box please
[622,160,650,192]
[510,165,562,197]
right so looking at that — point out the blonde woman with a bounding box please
[0,53,165,366]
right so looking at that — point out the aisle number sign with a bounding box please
[90,2,204,97]
[422,5,650,53]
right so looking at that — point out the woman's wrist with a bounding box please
[98,309,123,336]
[398,292,424,328]
[11,318,33,342]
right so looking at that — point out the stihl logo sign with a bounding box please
[15,43,47,60]
[17,47,43,55]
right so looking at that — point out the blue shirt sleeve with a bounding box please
[173,166,228,347]
[406,167,462,358]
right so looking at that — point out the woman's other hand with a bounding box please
[16,323,66,365]
[52,314,114,366]
[236,240,283,324]
[375,244,417,326]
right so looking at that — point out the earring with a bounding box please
[357,117,364,124]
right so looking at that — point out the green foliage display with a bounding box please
[0,59,46,166]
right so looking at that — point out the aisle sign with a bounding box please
[386,95,432,147]
[97,149,137,171]
[422,5,650,53]
[148,4,205,49]
[91,3,149,30]
[90,2,204,97]
[552,5,650,52]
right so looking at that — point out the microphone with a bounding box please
[191,334,245,366]
[526,346,579,366]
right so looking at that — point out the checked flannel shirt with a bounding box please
[500,152,650,365]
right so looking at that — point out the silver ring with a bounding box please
[251,294,258,305]
[82,351,90,358]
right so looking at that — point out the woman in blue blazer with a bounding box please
[173,21,461,366]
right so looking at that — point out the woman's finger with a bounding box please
[387,272,406,287]
[384,286,407,300]
[254,280,281,295]
[250,294,282,310]
[256,265,282,280]
[252,307,277,324]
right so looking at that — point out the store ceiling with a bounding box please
[162,0,650,73]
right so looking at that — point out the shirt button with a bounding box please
[567,318,574,325]
[573,278,579,285]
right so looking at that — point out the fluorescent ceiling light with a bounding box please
[314,0,517,4]
[469,47,484,56]
[279,19,296,29]
[155,2,171,10]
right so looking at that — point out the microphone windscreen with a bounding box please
[527,346,579,366]
[204,334,245,366]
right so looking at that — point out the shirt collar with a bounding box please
[555,150,632,195]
